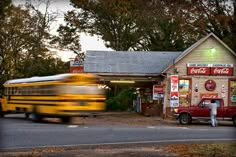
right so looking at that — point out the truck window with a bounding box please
[200,99,220,108]
[199,100,209,107]
[215,100,220,107]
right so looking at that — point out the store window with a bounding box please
[229,79,236,106]
[179,78,191,106]
[141,88,153,104]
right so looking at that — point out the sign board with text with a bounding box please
[187,63,233,76]
[70,66,84,73]
[170,75,179,107]
[200,93,218,99]
[153,85,164,100]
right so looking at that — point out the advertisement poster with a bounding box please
[221,85,225,98]
[200,93,218,99]
[170,75,179,107]
[170,91,179,107]
[70,55,84,73]
[70,66,84,73]
[153,85,164,100]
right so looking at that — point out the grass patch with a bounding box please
[0,152,41,157]
[0,147,64,157]
[164,142,236,157]
[1,143,235,157]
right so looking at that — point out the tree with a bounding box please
[0,5,33,84]
[138,0,197,51]
[65,0,235,52]
[188,0,236,51]
[62,0,147,51]
[18,52,69,76]
[0,0,69,89]
[64,0,201,51]
[0,0,11,18]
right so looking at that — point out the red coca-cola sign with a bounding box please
[187,67,211,75]
[187,63,234,76]
[211,67,233,75]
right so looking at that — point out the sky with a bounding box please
[13,0,113,61]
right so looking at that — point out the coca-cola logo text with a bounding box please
[191,68,206,74]
[213,68,229,74]
[187,66,233,75]
[188,67,210,75]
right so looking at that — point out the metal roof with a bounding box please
[84,51,182,74]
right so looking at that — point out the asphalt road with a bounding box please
[0,114,236,150]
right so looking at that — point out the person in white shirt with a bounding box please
[209,99,218,127]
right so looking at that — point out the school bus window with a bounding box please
[15,87,19,95]
[21,87,25,95]
[21,87,26,95]
[24,87,29,95]
[14,87,17,95]
[3,89,5,95]
[38,86,42,95]
[6,88,9,95]
[13,87,16,95]
[40,86,48,95]
[10,87,12,95]
[41,86,46,95]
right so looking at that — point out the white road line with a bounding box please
[146,126,189,129]
[67,125,78,128]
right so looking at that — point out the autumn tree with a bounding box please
[187,0,236,52]
[0,0,69,89]
[61,0,147,51]
[63,0,235,52]
[0,0,11,17]
[138,0,200,51]
[0,5,31,85]
[62,0,203,51]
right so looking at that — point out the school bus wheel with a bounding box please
[0,112,4,118]
[31,106,43,122]
[0,105,5,118]
[61,117,71,124]
[25,113,30,119]
[32,113,43,122]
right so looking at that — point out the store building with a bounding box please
[82,50,181,116]
[162,33,236,117]
[73,33,236,117]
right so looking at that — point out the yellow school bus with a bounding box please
[0,73,106,123]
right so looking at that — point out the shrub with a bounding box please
[105,97,121,111]
[105,88,135,111]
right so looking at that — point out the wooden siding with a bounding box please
[172,37,236,76]
[164,36,236,110]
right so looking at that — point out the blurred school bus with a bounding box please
[0,73,106,123]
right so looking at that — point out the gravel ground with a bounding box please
[71,111,177,126]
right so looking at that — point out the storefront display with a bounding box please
[230,80,236,105]
[179,79,191,106]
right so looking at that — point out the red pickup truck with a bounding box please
[173,98,236,126]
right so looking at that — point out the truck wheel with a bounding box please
[233,116,236,126]
[179,113,192,125]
